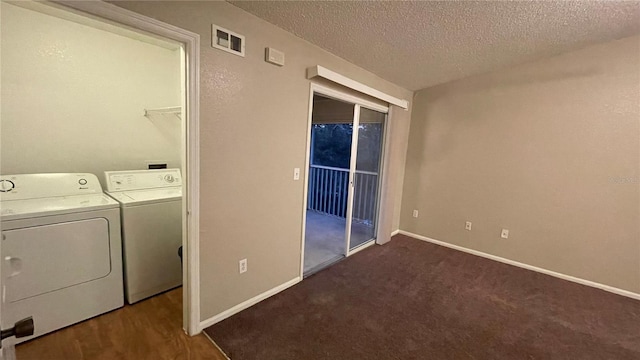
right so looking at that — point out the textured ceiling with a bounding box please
[230,1,640,91]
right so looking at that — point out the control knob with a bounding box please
[0,180,15,192]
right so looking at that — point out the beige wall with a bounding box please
[401,36,640,293]
[112,1,413,321]
[1,3,181,187]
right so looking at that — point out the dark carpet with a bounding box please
[205,235,640,359]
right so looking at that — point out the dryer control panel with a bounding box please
[0,173,103,201]
[104,169,182,192]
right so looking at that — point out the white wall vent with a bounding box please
[211,24,245,57]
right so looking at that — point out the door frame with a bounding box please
[43,0,202,335]
[300,83,389,277]
[345,106,389,258]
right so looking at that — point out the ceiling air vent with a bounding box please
[212,24,245,57]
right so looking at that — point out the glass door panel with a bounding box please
[348,107,385,251]
[304,94,355,275]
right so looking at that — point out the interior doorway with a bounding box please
[0,1,200,356]
[302,90,387,276]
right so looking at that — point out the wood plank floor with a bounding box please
[16,289,227,360]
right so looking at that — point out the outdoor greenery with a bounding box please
[311,123,383,172]
[311,124,353,169]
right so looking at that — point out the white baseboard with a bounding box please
[197,276,301,332]
[398,230,640,301]
[391,229,400,236]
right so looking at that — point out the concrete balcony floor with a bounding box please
[304,210,374,274]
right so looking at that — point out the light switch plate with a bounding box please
[265,47,285,66]
[293,168,300,180]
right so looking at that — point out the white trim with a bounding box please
[347,239,376,256]
[307,66,409,110]
[398,230,640,301]
[391,229,400,236]
[0,3,5,346]
[52,0,202,335]
[197,277,301,332]
[311,83,389,114]
[184,32,202,338]
[299,86,315,278]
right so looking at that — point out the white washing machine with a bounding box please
[0,173,124,343]
[104,169,182,304]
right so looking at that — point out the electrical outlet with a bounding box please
[239,258,247,274]
[293,168,300,180]
[465,221,472,231]
[501,229,509,239]
[412,210,419,218]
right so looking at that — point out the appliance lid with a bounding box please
[104,169,182,192]
[106,187,182,206]
[0,193,119,221]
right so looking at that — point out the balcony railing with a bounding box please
[307,164,379,224]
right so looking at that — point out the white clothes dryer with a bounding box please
[0,173,124,343]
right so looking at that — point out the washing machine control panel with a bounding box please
[104,169,182,192]
[0,173,103,201]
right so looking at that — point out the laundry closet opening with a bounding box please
[0,0,189,346]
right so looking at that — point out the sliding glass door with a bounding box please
[346,105,386,255]
[304,94,386,275]
[304,96,354,274]
[347,107,386,251]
